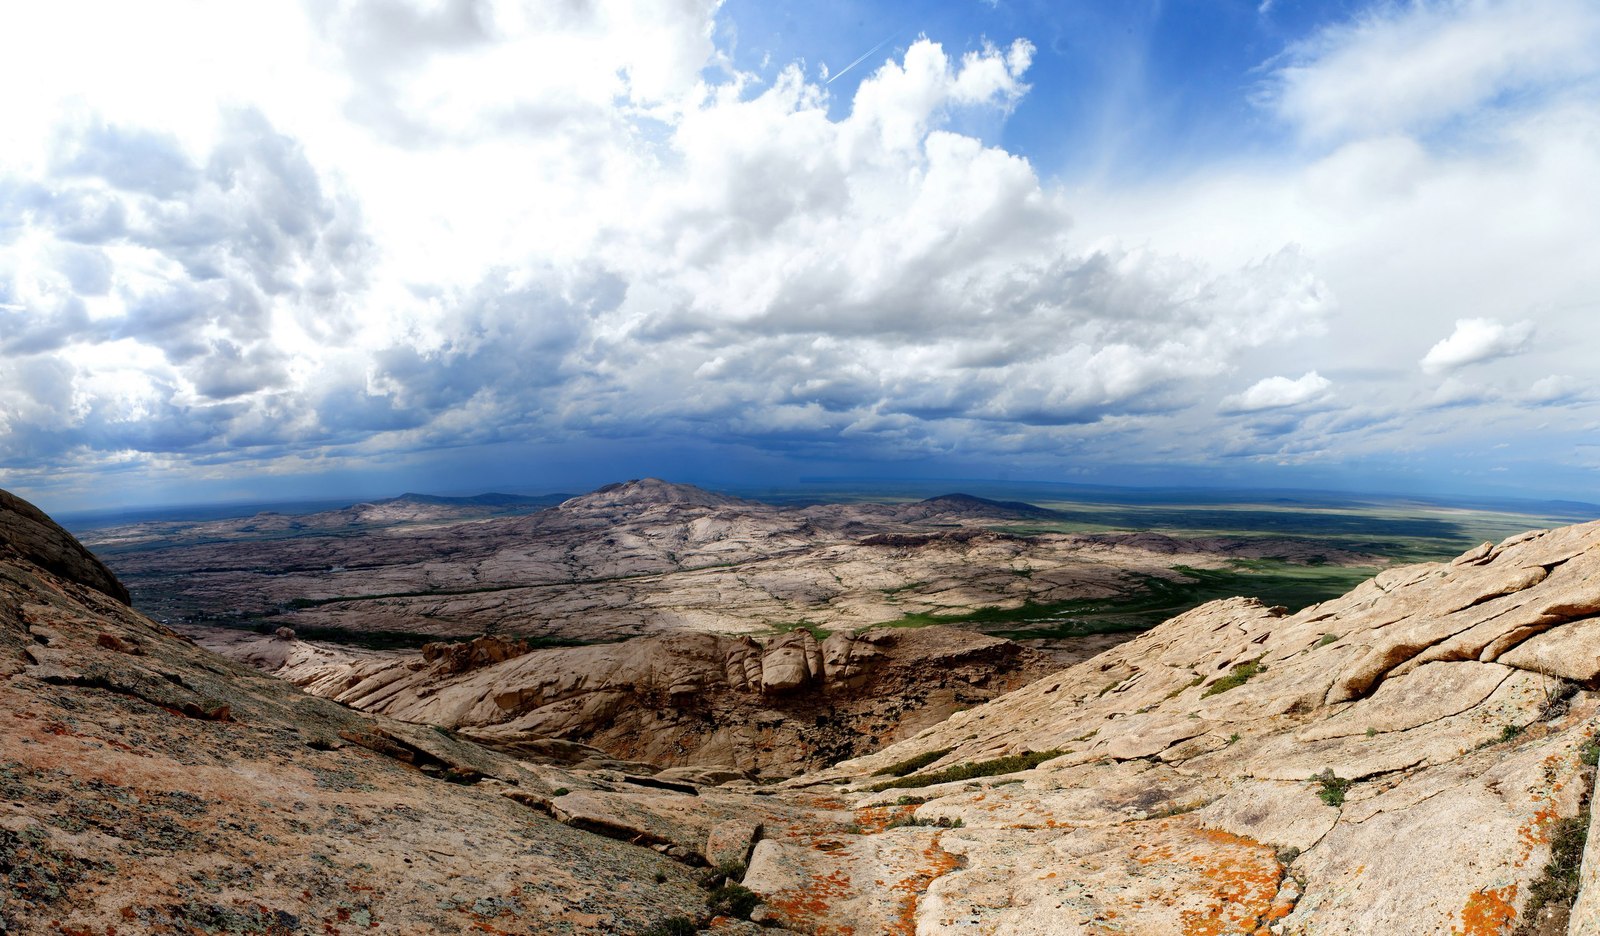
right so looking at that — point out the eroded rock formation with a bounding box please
[244,626,1059,776]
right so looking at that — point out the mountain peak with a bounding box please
[560,478,753,510]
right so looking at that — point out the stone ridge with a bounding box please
[0,488,129,604]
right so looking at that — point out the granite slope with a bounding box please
[734,521,1600,935]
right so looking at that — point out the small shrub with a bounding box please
[654,872,668,884]
[637,917,697,936]
[873,749,952,778]
[706,882,760,920]
[1203,659,1264,698]
[1365,727,1377,738]
[1311,769,1352,807]
[884,814,964,831]
[1275,846,1302,865]
[1318,634,1338,647]
[1498,723,1524,744]
[553,787,571,797]
[1579,736,1600,766]
[895,795,926,806]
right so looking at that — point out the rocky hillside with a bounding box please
[0,488,792,934]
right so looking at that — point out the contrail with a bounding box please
[825,31,901,85]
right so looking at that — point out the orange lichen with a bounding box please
[1454,884,1518,936]
[853,805,918,834]
[887,833,964,936]
[765,868,856,935]
[1174,828,1284,936]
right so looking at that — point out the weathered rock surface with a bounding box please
[735,522,1600,935]
[217,626,1058,776]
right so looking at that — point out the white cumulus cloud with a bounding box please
[1420,318,1535,375]
[1219,372,1332,414]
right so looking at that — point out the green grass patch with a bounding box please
[872,748,952,778]
[867,749,1065,792]
[766,619,833,640]
[1202,658,1264,698]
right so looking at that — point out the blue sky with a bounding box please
[1,0,1599,512]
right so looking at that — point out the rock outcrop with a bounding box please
[239,626,1058,776]
[0,488,129,604]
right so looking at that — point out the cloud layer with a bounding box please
[1,0,1597,506]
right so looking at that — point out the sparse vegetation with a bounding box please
[553,787,570,797]
[1165,675,1205,700]
[868,749,1065,792]
[1203,659,1264,698]
[637,917,698,936]
[1151,800,1209,819]
[1517,809,1590,927]
[1311,769,1352,807]
[706,882,760,920]
[1318,633,1339,647]
[873,748,952,778]
[766,619,832,640]
[884,814,964,830]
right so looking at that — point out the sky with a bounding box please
[2,0,1599,512]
